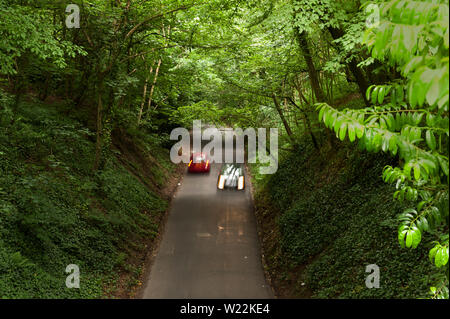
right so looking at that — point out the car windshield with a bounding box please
[221,163,243,175]
[193,154,206,162]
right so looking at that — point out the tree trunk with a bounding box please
[146,58,162,115]
[293,27,334,148]
[137,62,155,124]
[327,26,370,107]
[291,88,320,150]
[146,25,171,117]
[272,93,295,144]
[303,112,319,149]
[294,27,326,103]
[93,77,104,171]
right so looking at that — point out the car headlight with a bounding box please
[218,175,225,189]
[238,176,244,190]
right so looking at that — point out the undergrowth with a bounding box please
[0,93,172,298]
[250,133,443,298]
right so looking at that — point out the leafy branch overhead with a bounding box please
[317,0,449,298]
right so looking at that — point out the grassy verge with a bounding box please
[249,132,443,298]
[0,94,175,298]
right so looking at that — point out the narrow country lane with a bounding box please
[141,133,273,298]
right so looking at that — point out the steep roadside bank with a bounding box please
[106,129,185,298]
[248,134,443,298]
[0,97,180,298]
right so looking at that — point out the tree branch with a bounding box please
[125,5,194,39]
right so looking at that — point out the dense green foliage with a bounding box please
[0,0,447,298]
[316,0,449,297]
[251,134,442,298]
[0,92,170,297]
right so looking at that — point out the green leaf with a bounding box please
[339,122,347,141]
[404,162,413,179]
[334,116,343,135]
[371,86,379,104]
[438,156,449,176]
[389,135,398,155]
[382,134,390,152]
[425,130,436,150]
[430,245,439,263]
[426,77,440,106]
[372,132,383,151]
[366,85,374,101]
[435,247,449,268]
[405,229,413,248]
[348,124,356,142]
[413,163,421,180]
[325,109,334,128]
[426,113,435,127]
[398,224,407,248]
[355,124,365,138]
[318,106,326,122]
[378,86,386,104]
[406,226,421,249]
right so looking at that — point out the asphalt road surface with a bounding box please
[142,131,273,299]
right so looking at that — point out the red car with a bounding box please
[188,152,210,173]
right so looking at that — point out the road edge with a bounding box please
[133,163,185,299]
[244,163,277,299]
